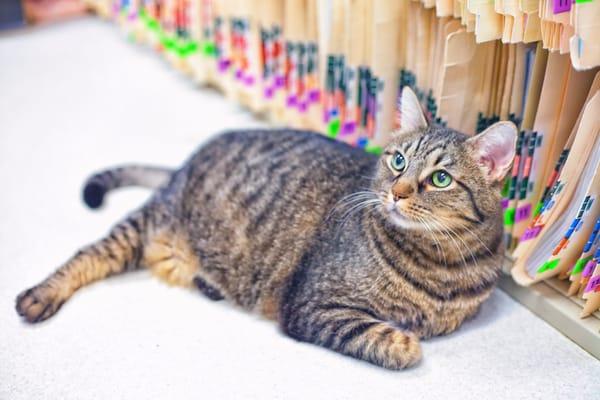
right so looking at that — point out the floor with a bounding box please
[0,17,598,400]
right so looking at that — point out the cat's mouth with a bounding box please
[384,202,423,230]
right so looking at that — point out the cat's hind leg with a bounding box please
[142,229,224,300]
[143,228,204,289]
[15,211,148,323]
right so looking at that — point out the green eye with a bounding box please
[390,152,407,172]
[431,170,452,188]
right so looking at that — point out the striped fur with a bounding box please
[16,125,509,370]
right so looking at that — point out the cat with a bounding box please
[15,87,516,370]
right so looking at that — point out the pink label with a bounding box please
[553,0,572,13]
[515,204,532,223]
[585,275,600,293]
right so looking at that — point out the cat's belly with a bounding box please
[191,221,315,317]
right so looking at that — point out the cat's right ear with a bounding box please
[466,121,518,182]
[397,86,428,133]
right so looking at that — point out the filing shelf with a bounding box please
[499,258,600,360]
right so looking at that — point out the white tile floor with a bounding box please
[1,17,598,400]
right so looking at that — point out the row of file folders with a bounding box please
[84,0,600,319]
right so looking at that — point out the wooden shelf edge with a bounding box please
[498,274,600,360]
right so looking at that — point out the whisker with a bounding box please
[420,216,467,268]
[428,218,475,269]
[328,191,379,220]
[334,199,382,238]
[416,216,447,269]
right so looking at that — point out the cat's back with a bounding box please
[179,128,377,208]
[170,128,376,313]
[188,128,374,175]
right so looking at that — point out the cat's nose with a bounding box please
[392,181,415,201]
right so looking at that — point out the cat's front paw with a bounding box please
[365,325,423,370]
[381,330,422,370]
[16,284,65,323]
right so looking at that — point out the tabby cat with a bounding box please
[15,88,516,370]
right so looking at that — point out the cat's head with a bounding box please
[373,87,517,232]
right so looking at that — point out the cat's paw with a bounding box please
[15,284,65,323]
[370,327,423,370]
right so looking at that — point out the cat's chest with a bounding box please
[377,292,483,338]
[368,263,496,337]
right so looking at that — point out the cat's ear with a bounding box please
[466,121,517,182]
[398,86,428,133]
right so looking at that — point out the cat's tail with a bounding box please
[82,165,173,209]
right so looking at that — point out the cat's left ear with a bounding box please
[398,86,428,133]
[466,121,517,182]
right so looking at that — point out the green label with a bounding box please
[504,208,515,226]
[533,201,543,217]
[571,256,592,275]
[174,40,198,57]
[201,41,217,57]
[161,36,176,50]
[365,144,382,155]
[501,177,510,197]
[327,119,340,138]
[147,19,160,32]
[537,258,560,274]
[185,41,199,55]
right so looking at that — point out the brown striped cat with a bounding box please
[15,87,516,370]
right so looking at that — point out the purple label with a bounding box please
[515,204,532,223]
[274,76,285,88]
[217,59,231,73]
[286,95,297,107]
[553,0,572,14]
[584,275,600,293]
[583,261,598,278]
[308,89,321,103]
[501,199,509,210]
[341,121,356,135]
[521,226,542,242]
[297,101,308,113]
[263,87,274,99]
[234,69,243,80]
[243,75,255,86]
